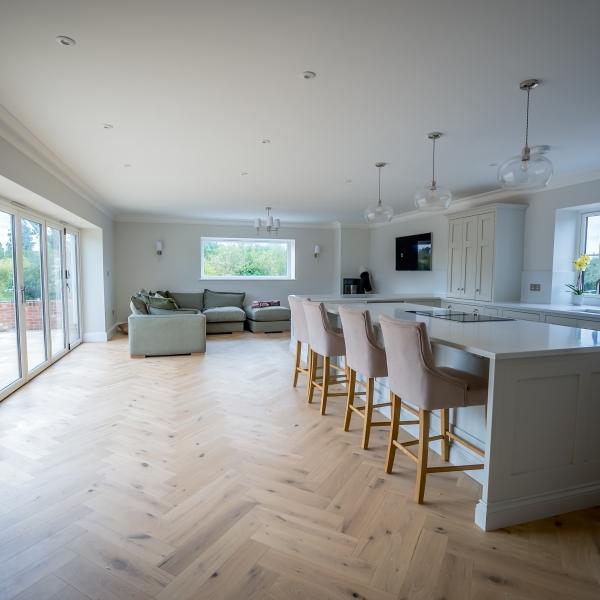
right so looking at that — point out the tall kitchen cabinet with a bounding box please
[447,204,526,302]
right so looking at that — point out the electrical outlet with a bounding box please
[529,283,541,292]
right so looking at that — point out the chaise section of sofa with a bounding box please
[128,313,206,357]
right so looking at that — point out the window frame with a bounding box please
[579,211,600,295]
[200,236,296,281]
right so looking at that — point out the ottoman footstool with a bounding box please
[244,305,291,333]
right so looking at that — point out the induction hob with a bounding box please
[405,309,514,322]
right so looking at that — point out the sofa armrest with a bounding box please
[128,313,206,356]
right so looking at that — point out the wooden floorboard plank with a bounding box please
[0,332,597,600]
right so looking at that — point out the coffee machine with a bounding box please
[343,278,364,295]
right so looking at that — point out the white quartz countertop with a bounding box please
[325,302,600,359]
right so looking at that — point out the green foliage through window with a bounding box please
[202,238,293,278]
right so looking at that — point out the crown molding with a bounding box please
[371,168,600,227]
[0,104,114,219]
[114,214,342,229]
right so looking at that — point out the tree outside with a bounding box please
[203,240,288,277]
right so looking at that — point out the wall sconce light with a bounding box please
[155,240,163,256]
[314,244,321,260]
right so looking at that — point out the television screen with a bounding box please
[395,233,432,271]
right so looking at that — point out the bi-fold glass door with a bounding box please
[0,208,22,394]
[0,202,81,402]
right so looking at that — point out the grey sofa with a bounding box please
[244,304,291,333]
[131,290,247,334]
[170,291,246,333]
[128,313,206,357]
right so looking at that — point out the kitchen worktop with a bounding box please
[325,301,600,359]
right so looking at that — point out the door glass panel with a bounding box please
[47,227,65,356]
[22,218,47,371]
[0,210,21,390]
[65,232,80,344]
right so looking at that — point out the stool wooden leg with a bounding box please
[385,393,401,473]
[307,350,318,404]
[292,340,302,387]
[320,356,330,415]
[440,408,450,462]
[362,377,374,449]
[415,409,431,504]
[344,368,356,431]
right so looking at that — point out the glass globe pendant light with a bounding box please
[364,162,394,223]
[414,132,452,211]
[497,79,553,190]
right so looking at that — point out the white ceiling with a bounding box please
[0,0,599,223]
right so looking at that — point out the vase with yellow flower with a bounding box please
[566,254,592,305]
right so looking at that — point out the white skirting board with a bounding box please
[83,323,119,343]
[475,482,600,531]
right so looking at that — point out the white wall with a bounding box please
[340,226,371,291]
[369,213,448,295]
[367,178,600,302]
[0,133,116,337]
[520,179,600,304]
[114,220,341,321]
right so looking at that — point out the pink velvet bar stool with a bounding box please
[380,315,487,504]
[288,295,313,387]
[339,306,417,450]
[302,301,348,415]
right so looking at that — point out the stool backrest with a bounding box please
[339,306,387,378]
[380,315,449,410]
[303,301,346,357]
[288,295,309,343]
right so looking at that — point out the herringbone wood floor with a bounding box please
[0,332,599,600]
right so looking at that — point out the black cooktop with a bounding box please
[405,310,514,323]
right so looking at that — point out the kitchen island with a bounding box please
[321,301,600,530]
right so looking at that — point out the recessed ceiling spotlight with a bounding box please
[261,138,271,144]
[102,123,114,129]
[345,179,352,183]
[241,171,249,176]
[124,163,132,168]
[302,71,317,79]
[488,162,498,167]
[56,35,76,46]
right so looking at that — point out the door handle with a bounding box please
[19,287,25,303]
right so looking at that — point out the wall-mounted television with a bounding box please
[395,233,432,271]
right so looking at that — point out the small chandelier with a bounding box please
[254,207,281,235]
[497,79,553,190]
[414,132,452,211]
[364,162,394,223]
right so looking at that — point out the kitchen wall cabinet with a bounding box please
[447,204,526,302]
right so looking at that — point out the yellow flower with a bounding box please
[574,254,592,271]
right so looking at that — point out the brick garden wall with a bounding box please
[0,300,62,331]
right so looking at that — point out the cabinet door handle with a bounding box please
[475,288,480,293]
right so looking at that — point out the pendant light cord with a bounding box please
[524,87,531,149]
[431,137,437,189]
[378,165,382,206]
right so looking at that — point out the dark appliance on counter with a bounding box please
[343,278,364,295]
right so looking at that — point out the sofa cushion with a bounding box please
[204,289,245,309]
[202,306,246,323]
[130,296,149,315]
[169,292,204,310]
[244,305,291,322]
[149,307,199,315]
[147,296,178,310]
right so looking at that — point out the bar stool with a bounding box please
[303,301,348,415]
[288,295,312,387]
[380,315,487,504]
[339,306,418,449]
